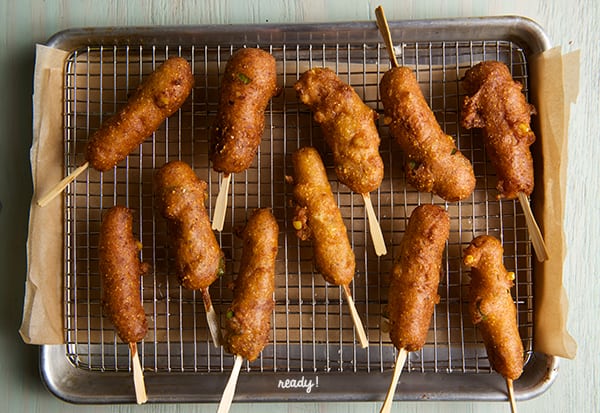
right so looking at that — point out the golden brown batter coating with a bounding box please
[461,61,536,200]
[210,48,278,174]
[86,56,194,172]
[388,205,450,351]
[294,67,384,195]
[380,67,475,202]
[99,206,149,343]
[154,160,224,290]
[224,208,279,361]
[463,235,524,380]
[290,147,356,286]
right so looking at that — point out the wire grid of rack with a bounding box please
[61,34,535,383]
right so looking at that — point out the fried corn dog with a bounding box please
[36,57,194,209]
[210,48,278,174]
[154,160,224,346]
[224,208,279,361]
[290,147,355,286]
[98,205,149,403]
[380,67,475,202]
[294,67,384,195]
[154,160,224,290]
[388,204,450,351]
[463,235,524,380]
[461,61,536,200]
[290,146,369,347]
[99,205,149,343]
[87,56,194,172]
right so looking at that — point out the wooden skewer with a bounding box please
[129,342,148,405]
[362,193,387,256]
[380,347,408,413]
[212,173,231,232]
[217,354,244,413]
[517,192,549,262]
[36,162,89,207]
[342,284,369,348]
[200,287,222,348]
[507,378,518,413]
[375,6,399,68]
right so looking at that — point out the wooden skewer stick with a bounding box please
[507,378,518,413]
[217,354,244,413]
[36,162,89,207]
[380,347,408,413]
[375,6,399,68]
[200,287,222,348]
[342,284,369,348]
[517,192,549,262]
[212,173,231,232]
[362,193,387,256]
[129,342,148,405]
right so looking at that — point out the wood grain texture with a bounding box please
[1,0,598,412]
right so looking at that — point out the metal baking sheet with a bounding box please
[39,16,558,403]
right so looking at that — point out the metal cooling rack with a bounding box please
[41,17,557,403]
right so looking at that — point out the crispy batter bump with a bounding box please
[463,235,524,380]
[291,147,356,286]
[86,56,194,171]
[154,160,224,290]
[210,48,278,174]
[294,67,384,194]
[224,208,279,361]
[388,205,450,351]
[380,67,475,201]
[461,61,536,199]
[99,206,149,343]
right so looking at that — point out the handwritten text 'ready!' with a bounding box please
[277,376,319,393]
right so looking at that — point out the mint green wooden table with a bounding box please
[1,1,597,412]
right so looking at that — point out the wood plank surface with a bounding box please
[0,0,597,412]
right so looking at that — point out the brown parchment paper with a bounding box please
[19,44,69,344]
[21,43,579,361]
[530,47,579,359]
